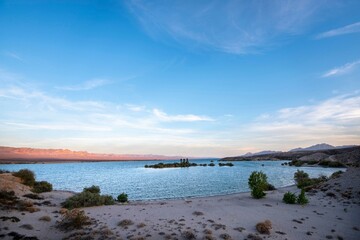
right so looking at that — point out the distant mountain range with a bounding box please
[0,146,184,163]
[242,143,358,156]
[224,143,360,165]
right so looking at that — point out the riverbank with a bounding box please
[1,169,360,240]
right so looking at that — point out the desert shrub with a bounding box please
[330,171,343,179]
[256,220,272,234]
[83,185,100,194]
[39,215,51,222]
[297,189,309,205]
[62,187,114,209]
[13,169,35,187]
[265,183,276,191]
[23,193,43,200]
[32,181,53,193]
[248,171,268,199]
[0,190,18,206]
[117,192,128,203]
[294,170,309,185]
[102,195,115,205]
[182,230,196,239]
[319,161,345,168]
[57,209,91,230]
[118,219,134,227]
[283,192,297,204]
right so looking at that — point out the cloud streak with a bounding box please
[57,79,111,91]
[316,21,360,39]
[127,0,327,54]
[322,60,360,78]
[153,108,214,122]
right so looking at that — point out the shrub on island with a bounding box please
[248,171,269,199]
[117,192,128,203]
[57,209,91,230]
[62,185,115,209]
[13,169,36,187]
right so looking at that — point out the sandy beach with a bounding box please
[1,168,360,240]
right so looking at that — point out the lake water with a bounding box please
[0,159,344,200]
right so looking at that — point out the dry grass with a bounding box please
[256,220,272,234]
[182,230,196,239]
[39,215,51,222]
[57,209,91,231]
[137,222,146,228]
[118,219,134,227]
[193,211,204,216]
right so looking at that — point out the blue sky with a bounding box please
[0,0,359,157]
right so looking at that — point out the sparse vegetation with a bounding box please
[62,186,114,209]
[294,170,327,190]
[83,185,100,194]
[265,183,276,191]
[23,193,44,200]
[330,171,343,179]
[297,189,309,205]
[256,220,272,234]
[248,171,269,199]
[57,209,91,230]
[117,192,128,203]
[218,162,234,167]
[32,181,53,193]
[13,169,36,187]
[182,230,196,239]
[283,192,297,204]
[39,215,51,222]
[118,219,134,227]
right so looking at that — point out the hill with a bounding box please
[0,146,183,163]
[220,145,360,166]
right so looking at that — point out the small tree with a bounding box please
[117,192,128,203]
[294,170,309,188]
[283,192,297,204]
[297,189,309,205]
[248,171,268,199]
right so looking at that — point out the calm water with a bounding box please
[0,159,344,200]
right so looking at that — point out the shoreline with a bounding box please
[1,168,359,240]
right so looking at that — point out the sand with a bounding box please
[1,169,360,240]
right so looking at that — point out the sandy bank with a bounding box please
[1,169,360,240]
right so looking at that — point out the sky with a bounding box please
[0,0,360,157]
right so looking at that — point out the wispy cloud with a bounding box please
[127,0,327,54]
[246,93,360,149]
[316,21,360,39]
[153,108,214,122]
[4,51,23,61]
[322,60,360,78]
[57,79,111,91]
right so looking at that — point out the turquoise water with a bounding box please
[0,159,343,200]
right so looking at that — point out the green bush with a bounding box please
[32,181,53,193]
[248,171,268,199]
[102,195,115,205]
[283,192,297,204]
[117,192,128,203]
[297,189,309,205]
[83,185,100,194]
[13,169,36,187]
[62,186,115,209]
